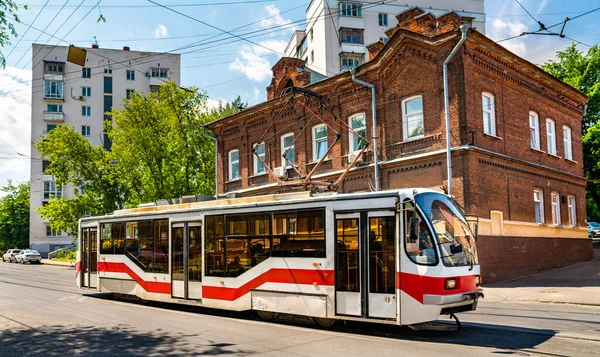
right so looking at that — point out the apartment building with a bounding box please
[207,8,591,283]
[29,44,181,256]
[284,0,486,76]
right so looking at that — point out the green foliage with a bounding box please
[542,44,600,221]
[0,181,29,252]
[0,1,26,68]
[53,249,77,262]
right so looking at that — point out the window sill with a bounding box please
[547,153,561,159]
[566,158,577,164]
[401,136,425,143]
[537,223,547,226]
[530,147,545,153]
[484,133,503,140]
[225,179,241,184]
[308,158,331,165]
[249,173,268,179]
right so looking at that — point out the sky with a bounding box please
[1,0,599,195]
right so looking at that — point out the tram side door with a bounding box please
[335,212,396,319]
[81,227,98,289]
[171,222,202,300]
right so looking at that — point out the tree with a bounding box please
[0,181,29,252]
[35,125,126,234]
[0,1,26,68]
[108,81,218,205]
[542,44,600,221]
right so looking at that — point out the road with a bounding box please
[0,263,599,356]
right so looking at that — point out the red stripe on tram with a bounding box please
[76,261,81,274]
[203,268,335,301]
[99,261,171,294]
[397,272,479,304]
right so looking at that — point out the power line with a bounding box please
[25,0,282,8]
[2,0,50,62]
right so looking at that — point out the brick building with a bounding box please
[206,8,592,282]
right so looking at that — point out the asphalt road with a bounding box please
[0,262,599,357]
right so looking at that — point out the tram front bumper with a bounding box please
[423,289,484,308]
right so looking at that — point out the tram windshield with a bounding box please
[415,193,479,267]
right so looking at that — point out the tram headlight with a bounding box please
[444,278,457,290]
[475,275,481,287]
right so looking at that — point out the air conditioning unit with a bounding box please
[347,152,363,164]
[274,166,287,178]
[78,95,84,100]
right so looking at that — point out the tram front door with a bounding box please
[335,212,397,319]
[81,227,98,289]
[171,222,202,300]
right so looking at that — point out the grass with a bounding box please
[51,250,77,263]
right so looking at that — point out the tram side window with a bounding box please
[113,223,126,254]
[206,215,225,276]
[273,210,325,257]
[369,216,396,294]
[404,208,437,265]
[153,220,169,273]
[225,213,271,277]
[101,223,113,254]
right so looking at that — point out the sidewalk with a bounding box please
[41,259,75,268]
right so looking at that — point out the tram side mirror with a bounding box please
[408,217,420,243]
[450,244,463,254]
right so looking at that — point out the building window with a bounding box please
[340,2,362,17]
[529,111,540,150]
[46,226,61,237]
[340,28,364,44]
[43,181,62,200]
[567,195,576,227]
[126,89,134,100]
[46,124,57,134]
[229,150,239,181]
[379,37,388,43]
[482,92,496,136]
[81,125,91,137]
[349,113,367,153]
[81,86,91,97]
[378,13,388,26]
[281,133,295,167]
[82,67,91,78]
[45,63,63,73]
[340,56,362,70]
[104,76,113,94]
[551,192,561,226]
[126,70,135,81]
[312,125,328,161]
[44,80,63,99]
[534,189,544,223]
[81,106,91,116]
[42,160,50,174]
[104,68,112,75]
[46,104,62,112]
[546,119,556,155]
[151,68,168,78]
[563,126,572,160]
[309,28,313,41]
[402,95,424,140]
[253,142,266,175]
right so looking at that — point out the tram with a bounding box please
[76,189,482,326]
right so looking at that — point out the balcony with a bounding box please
[149,76,168,86]
[43,111,65,122]
[339,16,364,30]
[340,43,366,54]
[43,73,64,81]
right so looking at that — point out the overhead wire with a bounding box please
[2,0,50,62]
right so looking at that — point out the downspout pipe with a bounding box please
[351,69,380,192]
[443,23,470,196]
[202,125,219,199]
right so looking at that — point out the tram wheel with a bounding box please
[314,317,336,327]
[256,310,275,321]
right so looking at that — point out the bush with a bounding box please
[53,249,77,262]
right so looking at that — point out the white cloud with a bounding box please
[489,19,528,57]
[154,24,168,39]
[0,67,32,192]
[229,40,287,82]
[207,98,226,110]
[260,5,296,32]
[251,87,260,101]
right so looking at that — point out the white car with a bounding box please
[2,249,22,263]
[15,250,42,264]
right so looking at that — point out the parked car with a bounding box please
[588,222,600,239]
[15,249,42,264]
[2,249,22,263]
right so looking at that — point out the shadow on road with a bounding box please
[0,323,255,356]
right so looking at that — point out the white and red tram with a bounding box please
[77,189,482,326]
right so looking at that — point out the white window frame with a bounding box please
[253,142,266,175]
[546,119,556,155]
[402,95,424,141]
[228,149,239,181]
[340,2,362,17]
[126,70,135,81]
[126,89,134,100]
[43,181,63,200]
[82,67,91,78]
[378,13,388,27]
[81,86,91,97]
[348,113,367,154]
[312,124,328,162]
[81,125,91,137]
[551,192,561,226]
[567,195,576,227]
[44,80,63,99]
[46,226,61,237]
[151,68,168,78]
[47,104,62,112]
[563,125,572,160]
[104,68,112,75]
[534,189,544,224]
[281,133,295,168]
[482,92,496,136]
[529,111,540,150]
[82,106,91,117]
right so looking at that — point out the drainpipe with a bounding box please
[202,125,219,199]
[443,23,470,196]
[351,70,380,191]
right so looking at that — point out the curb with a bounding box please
[41,259,75,268]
